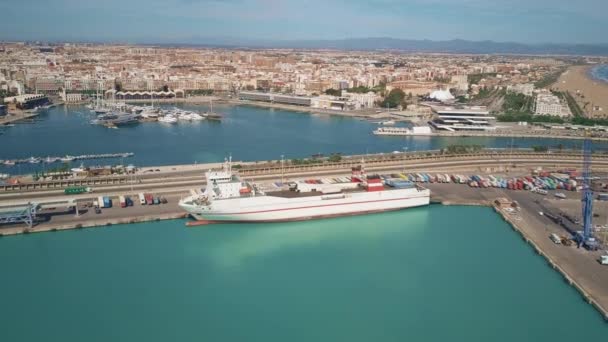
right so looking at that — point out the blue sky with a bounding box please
[0,0,606,44]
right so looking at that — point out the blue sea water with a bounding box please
[1,104,606,175]
[0,206,606,341]
[590,64,608,83]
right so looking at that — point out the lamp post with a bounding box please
[280,154,285,184]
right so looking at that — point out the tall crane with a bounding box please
[580,135,596,249]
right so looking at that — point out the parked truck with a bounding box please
[64,186,92,195]
[102,196,112,208]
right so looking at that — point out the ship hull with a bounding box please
[182,188,430,222]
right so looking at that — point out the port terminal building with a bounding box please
[107,90,185,100]
[239,91,377,110]
[3,94,50,110]
[429,105,496,132]
[239,91,312,106]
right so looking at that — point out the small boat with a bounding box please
[189,113,205,121]
[60,155,75,162]
[4,160,15,166]
[28,156,41,164]
[94,107,110,114]
[159,115,178,124]
[554,192,566,199]
[379,120,396,126]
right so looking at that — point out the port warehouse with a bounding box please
[3,94,50,110]
[238,91,350,110]
[239,91,311,106]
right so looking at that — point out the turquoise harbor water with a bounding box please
[1,104,607,175]
[0,206,606,341]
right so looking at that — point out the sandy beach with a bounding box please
[554,65,608,119]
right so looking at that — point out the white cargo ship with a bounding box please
[179,159,430,223]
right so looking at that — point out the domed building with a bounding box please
[429,89,455,103]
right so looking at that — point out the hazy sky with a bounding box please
[1,0,606,44]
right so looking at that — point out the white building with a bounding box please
[451,75,469,92]
[534,93,570,117]
[62,92,83,103]
[430,105,496,131]
[342,91,379,109]
[507,83,534,96]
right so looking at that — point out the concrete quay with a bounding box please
[433,131,608,142]
[0,112,39,125]
[0,193,187,236]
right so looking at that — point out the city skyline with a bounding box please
[1,0,608,45]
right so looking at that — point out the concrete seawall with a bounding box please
[0,212,187,236]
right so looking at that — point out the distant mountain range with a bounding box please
[159,37,608,56]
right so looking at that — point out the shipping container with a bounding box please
[97,196,105,208]
[598,193,608,201]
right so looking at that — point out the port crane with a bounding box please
[579,134,599,250]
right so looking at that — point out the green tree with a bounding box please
[381,89,406,108]
[328,154,342,163]
[346,86,372,93]
[532,145,549,152]
[324,88,342,96]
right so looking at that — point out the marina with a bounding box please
[85,96,222,127]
